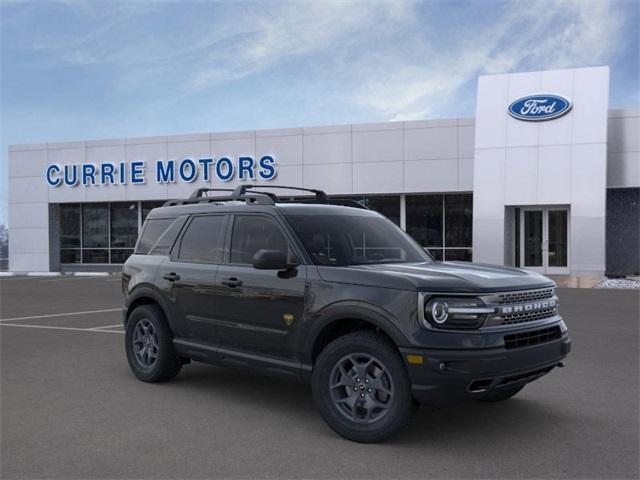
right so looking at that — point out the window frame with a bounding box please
[134,217,176,255]
[224,213,304,267]
[405,193,473,262]
[171,214,230,265]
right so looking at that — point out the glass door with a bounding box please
[546,209,569,274]
[518,207,569,274]
[523,210,544,270]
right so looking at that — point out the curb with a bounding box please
[0,272,119,277]
[72,272,111,277]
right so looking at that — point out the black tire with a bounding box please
[312,331,417,443]
[125,304,182,383]
[478,385,524,402]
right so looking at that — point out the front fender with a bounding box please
[298,300,410,365]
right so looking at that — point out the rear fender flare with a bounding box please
[125,284,176,330]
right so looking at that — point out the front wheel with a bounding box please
[125,304,182,383]
[312,331,417,443]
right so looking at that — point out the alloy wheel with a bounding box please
[329,353,395,423]
[132,319,159,368]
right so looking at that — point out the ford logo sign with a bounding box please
[508,94,572,121]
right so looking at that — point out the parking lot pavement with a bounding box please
[1,277,638,479]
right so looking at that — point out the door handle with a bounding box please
[221,277,243,288]
[162,272,181,282]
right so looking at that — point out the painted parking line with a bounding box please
[89,324,124,330]
[0,308,121,323]
[40,276,117,283]
[0,323,124,333]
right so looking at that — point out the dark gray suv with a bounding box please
[122,185,571,443]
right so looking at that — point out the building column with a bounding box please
[400,194,406,231]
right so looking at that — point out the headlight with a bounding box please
[421,297,495,329]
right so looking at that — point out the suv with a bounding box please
[122,185,571,443]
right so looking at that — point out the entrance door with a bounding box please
[518,207,569,274]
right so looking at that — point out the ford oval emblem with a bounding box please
[508,94,572,121]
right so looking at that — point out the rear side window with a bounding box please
[149,216,187,255]
[135,218,174,254]
[178,215,227,263]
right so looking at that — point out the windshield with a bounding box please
[286,214,432,266]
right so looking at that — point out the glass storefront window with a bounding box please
[444,194,472,247]
[110,203,138,248]
[59,201,154,265]
[110,249,134,264]
[406,195,443,247]
[82,204,109,248]
[58,193,474,265]
[406,193,473,261]
[331,195,401,226]
[82,249,109,264]
[60,204,81,248]
[443,248,472,262]
[60,249,81,264]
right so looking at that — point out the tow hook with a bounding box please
[556,361,565,368]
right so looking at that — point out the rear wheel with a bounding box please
[312,331,417,443]
[478,385,524,402]
[125,304,182,382]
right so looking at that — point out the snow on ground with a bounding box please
[594,278,640,289]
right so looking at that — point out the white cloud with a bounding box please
[189,1,414,90]
[6,0,630,121]
[348,0,626,121]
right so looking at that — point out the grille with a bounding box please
[497,287,555,304]
[496,287,557,325]
[504,326,561,350]
[501,307,558,325]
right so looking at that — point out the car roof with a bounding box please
[277,203,379,217]
[146,201,380,220]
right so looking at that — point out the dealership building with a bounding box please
[7,66,640,276]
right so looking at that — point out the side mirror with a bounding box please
[252,249,293,270]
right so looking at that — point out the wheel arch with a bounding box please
[306,303,409,364]
[125,286,171,327]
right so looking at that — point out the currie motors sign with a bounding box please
[508,94,572,121]
[45,155,277,187]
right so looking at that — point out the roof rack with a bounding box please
[232,185,329,203]
[162,185,368,210]
[188,188,235,199]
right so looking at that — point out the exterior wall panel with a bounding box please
[473,66,610,276]
[5,66,638,274]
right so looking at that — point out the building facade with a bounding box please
[7,66,640,276]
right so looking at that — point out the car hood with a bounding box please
[316,261,554,293]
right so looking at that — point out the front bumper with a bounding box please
[399,333,571,407]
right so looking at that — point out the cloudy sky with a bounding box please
[1,0,638,225]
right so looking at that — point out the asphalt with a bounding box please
[1,276,638,479]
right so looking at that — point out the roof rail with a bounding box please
[188,188,235,200]
[162,185,370,209]
[232,185,329,203]
[163,190,275,207]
